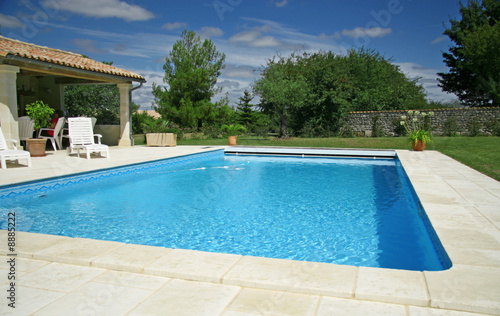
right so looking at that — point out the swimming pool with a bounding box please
[0,149,451,271]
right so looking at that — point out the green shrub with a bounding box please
[371,115,384,137]
[25,101,54,131]
[339,123,354,138]
[132,111,156,134]
[392,118,407,136]
[442,117,460,136]
[300,121,327,138]
[221,124,247,136]
[201,125,222,138]
[466,118,482,136]
[485,118,500,136]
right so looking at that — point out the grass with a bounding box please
[135,134,500,181]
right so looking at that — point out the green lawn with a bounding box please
[135,135,500,181]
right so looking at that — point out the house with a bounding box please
[136,110,161,119]
[0,35,145,146]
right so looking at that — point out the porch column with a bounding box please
[117,83,132,146]
[0,65,20,143]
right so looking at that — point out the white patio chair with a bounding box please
[0,127,32,169]
[18,116,35,149]
[61,117,96,148]
[67,117,109,159]
[37,117,66,151]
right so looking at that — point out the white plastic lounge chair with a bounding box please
[18,116,35,149]
[38,117,66,151]
[61,117,96,147]
[0,127,32,169]
[67,117,109,159]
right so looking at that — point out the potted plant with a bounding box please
[142,118,178,147]
[25,101,54,157]
[400,110,433,151]
[221,124,247,146]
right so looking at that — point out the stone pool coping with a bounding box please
[0,146,499,315]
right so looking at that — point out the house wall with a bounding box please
[16,75,63,117]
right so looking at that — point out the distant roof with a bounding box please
[137,110,161,118]
[0,36,145,81]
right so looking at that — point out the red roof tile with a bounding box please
[0,36,145,81]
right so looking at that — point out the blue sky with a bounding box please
[0,0,462,109]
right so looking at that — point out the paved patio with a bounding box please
[0,145,499,315]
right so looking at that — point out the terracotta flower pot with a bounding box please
[27,138,47,157]
[228,136,237,146]
[412,140,426,151]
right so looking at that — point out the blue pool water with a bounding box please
[0,150,450,271]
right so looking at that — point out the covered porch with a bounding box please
[0,35,145,146]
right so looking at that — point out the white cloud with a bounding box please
[275,0,288,8]
[431,36,446,45]
[162,22,187,30]
[223,65,257,78]
[342,27,392,38]
[229,30,260,43]
[229,29,283,47]
[218,79,240,90]
[47,22,179,58]
[0,13,23,29]
[41,0,154,21]
[319,32,341,40]
[395,62,457,102]
[200,26,224,37]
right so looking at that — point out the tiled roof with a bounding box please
[0,36,145,81]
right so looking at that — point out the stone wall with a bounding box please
[347,107,500,136]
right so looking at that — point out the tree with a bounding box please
[253,54,310,138]
[64,84,120,124]
[236,90,255,127]
[152,30,226,129]
[253,49,427,137]
[438,0,500,106]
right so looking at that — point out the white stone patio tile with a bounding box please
[355,267,428,306]
[0,231,70,257]
[228,288,319,316]
[474,203,500,230]
[425,264,500,315]
[222,311,272,316]
[33,237,123,266]
[475,181,500,199]
[409,305,488,315]
[411,181,468,206]
[144,248,242,283]
[0,285,65,315]
[445,247,500,267]
[11,257,51,272]
[91,243,172,273]
[434,227,500,251]
[34,281,153,316]
[19,262,105,292]
[222,256,357,297]
[450,186,500,205]
[93,270,170,290]
[128,278,240,316]
[316,296,406,316]
[423,203,495,231]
